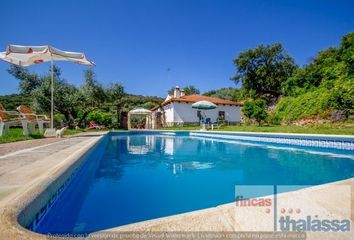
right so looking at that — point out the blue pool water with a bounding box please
[35,132,354,234]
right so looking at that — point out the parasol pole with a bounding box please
[50,54,54,129]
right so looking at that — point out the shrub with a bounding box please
[242,99,268,125]
[54,114,66,127]
[268,113,282,125]
[86,111,113,128]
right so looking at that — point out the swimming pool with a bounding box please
[33,131,354,234]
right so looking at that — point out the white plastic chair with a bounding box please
[0,110,24,137]
[17,105,50,135]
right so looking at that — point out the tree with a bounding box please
[282,32,354,97]
[183,85,200,95]
[203,87,242,101]
[31,66,80,127]
[120,94,163,113]
[339,31,354,76]
[168,85,200,95]
[7,65,81,127]
[106,83,125,102]
[232,43,297,98]
[281,47,339,96]
[0,94,32,110]
[242,101,254,120]
[77,69,107,127]
[7,65,42,95]
[105,83,126,127]
[242,99,268,125]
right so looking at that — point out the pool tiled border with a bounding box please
[190,131,354,150]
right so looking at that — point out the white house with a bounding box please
[151,86,243,127]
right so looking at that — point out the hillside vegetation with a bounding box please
[274,33,354,122]
[231,32,354,125]
[0,94,32,110]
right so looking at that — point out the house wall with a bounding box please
[172,102,241,124]
[164,104,174,123]
[153,102,241,126]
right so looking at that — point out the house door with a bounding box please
[156,112,162,128]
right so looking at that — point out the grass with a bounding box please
[1,122,353,144]
[0,128,86,144]
[0,128,43,144]
[161,122,354,135]
[64,129,85,135]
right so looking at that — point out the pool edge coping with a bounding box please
[0,134,106,240]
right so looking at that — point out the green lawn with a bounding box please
[0,128,85,144]
[64,129,85,135]
[0,128,44,144]
[1,122,353,144]
[161,122,354,135]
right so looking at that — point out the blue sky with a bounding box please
[0,0,353,97]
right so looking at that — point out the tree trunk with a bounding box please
[64,112,72,128]
[78,111,90,128]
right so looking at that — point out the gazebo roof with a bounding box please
[129,108,152,114]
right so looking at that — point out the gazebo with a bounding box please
[127,108,153,130]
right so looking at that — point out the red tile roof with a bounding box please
[151,94,243,111]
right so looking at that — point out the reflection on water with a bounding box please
[163,137,175,155]
[127,136,152,155]
[121,135,217,174]
[103,134,354,183]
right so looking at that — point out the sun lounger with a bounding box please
[17,105,50,135]
[0,111,21,137]
[0,103,25,136]
[85,121,106,131]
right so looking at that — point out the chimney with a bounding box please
[180,89,185,97]
[173,86,181,98]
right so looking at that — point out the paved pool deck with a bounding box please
[0,138,65,157]
[0,131,353,240]
[0,133,104,206]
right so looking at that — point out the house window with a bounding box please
[218,111,225,121]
